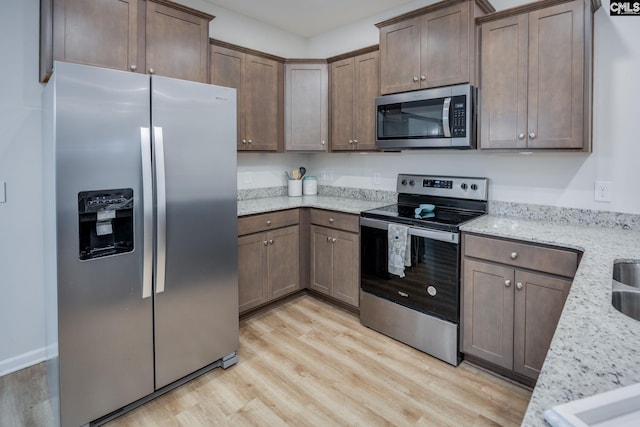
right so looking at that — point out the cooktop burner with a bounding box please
[361,174,489,232]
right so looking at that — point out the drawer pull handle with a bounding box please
[329,218,334,223]
[505,280,512,287]
[510,252,518,260]
[398,291,409,297]
[516,282,523,290]
[266,220,272,226]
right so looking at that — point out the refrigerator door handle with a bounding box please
[140,127,153,299]
[153,126,167,294]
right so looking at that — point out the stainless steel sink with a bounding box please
[612,261,640,321]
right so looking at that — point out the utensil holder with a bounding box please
[288,180,302,197]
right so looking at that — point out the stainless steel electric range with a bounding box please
[360,174,488,366]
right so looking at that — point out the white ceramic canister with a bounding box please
[302,176,317,195]
[288,179,302,197]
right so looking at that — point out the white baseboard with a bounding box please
[0,347,47,377]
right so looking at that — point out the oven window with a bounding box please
[361,225,460,322]
[377,98,446,140]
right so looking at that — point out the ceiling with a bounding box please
[201,0,429,37]
[201,0,526,38]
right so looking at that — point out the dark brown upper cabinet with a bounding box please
[328,47,380,152]
[376,0,494,95]
[40,0,213,83]
[478,0,600,151]
[210,40,284,152]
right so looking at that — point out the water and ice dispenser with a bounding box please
[78,189,134,260]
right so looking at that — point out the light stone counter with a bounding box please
[460,215,640,426]
[238,195,389,217]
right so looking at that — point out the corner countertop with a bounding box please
[238,195,389,217]
[460,215,640,426]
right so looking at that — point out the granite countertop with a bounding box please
[461,215,640,426]
[238,195,389,216]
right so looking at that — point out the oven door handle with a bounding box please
[360,217,459,244]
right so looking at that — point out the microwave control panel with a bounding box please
[451,96,466,137]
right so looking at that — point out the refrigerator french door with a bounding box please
[43,61,239,427]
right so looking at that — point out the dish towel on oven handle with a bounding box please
[388,223,411,278]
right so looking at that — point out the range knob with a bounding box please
[409,180,415,186]
[401,179,408,186]
[471,184,478,191]
[460,183,468,190]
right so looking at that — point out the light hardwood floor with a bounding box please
[0,295,531,426]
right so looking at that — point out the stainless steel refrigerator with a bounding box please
[42,61,239,427]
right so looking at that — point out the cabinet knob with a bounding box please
[529,132,536,140]
[322,140,326,145]
[518,133,525,140]
[242,139,247,144]
[420,75,426,81]
[353,139,358,144]
[326,236,331,242]
[149,68,155,74]
[266,220,272,226]
[268,239,274,245]
[413,76,419,82]
[510,252,518,260]
[516,282,523,290]
[263,240,268,246]
[332,238,337,243]
[247,139,252,144]
[329,218,334,223]
[504,279,512,287]
[348,140,353,144]
[130,65,137,71]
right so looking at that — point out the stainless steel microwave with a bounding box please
[375,84,477,150]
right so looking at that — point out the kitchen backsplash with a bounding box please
[237,185,639,230]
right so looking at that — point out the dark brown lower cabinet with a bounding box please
[462,233,576,381]
[309,224,359,307]
[238,223,299,314]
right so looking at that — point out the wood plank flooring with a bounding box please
[0,295,531,426]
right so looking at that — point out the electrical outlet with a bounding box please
[373,173,381,185]
[594,181,612,202]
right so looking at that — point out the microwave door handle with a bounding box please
[442,97,452,138]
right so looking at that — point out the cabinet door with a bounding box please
[353,51,380,151]
[379,17,421,94]
[480,14,529,149]
[462,259,514,369]
[310,225,333,295]
[145,0,210,83]
[285,63,329,151]
[51,0,141,74]
[238,232,268,313]
[527,0,584,149]
[332,230,360,307]
[330,58,355,151]
[420,1,470,88]
[267,226,300,300]
[244,54,281,151]
[210,45,244,150]
[513,271,571,379]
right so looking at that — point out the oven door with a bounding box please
[360,217,460,323]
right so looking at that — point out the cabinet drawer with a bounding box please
[310,209,359,233]
[238,209,299,236]
[464,234,578,278]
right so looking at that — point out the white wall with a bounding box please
[0,0,46,375]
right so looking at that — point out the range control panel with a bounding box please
[397,174,488,201]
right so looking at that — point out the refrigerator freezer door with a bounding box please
[151,76,239,389]
[53,62,154,426]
